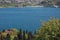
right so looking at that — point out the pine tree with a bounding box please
[28,32,33,40]
[5,34,11,40]
[17,28,23,40]
[23,31,25,40]
[13,36,18,40]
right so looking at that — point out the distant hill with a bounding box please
[0,0,60,8]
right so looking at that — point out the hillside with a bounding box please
[0,0,60,8]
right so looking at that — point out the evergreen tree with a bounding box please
[23,31,25,40]
[13,36,18,40]
[26,30,28,34]
[5,34,11,40]
[28,32,33,40]
[17,28,23,40]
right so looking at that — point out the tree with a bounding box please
[5,34,11,40]
[28,32,33,40]
[34,18,60,40]
[17,29,23,40]
[13,36,18,40]
[23,31,26,40]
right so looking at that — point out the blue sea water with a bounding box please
[0,7,60,33]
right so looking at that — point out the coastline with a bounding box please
[0,5,59,8]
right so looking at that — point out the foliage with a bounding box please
[34,17,60,40]
[5,34,11,40]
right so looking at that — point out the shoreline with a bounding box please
[0,5,60,8]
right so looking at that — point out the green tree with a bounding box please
[34,18,60,40]
[5,34,11,40]
[28,32,33,40]
[13,36,18,40]
[17,29,23,40]
[23,31,26,40]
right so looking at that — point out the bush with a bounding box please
[34,17,60,40]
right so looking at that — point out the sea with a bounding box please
[0,7,60,33]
